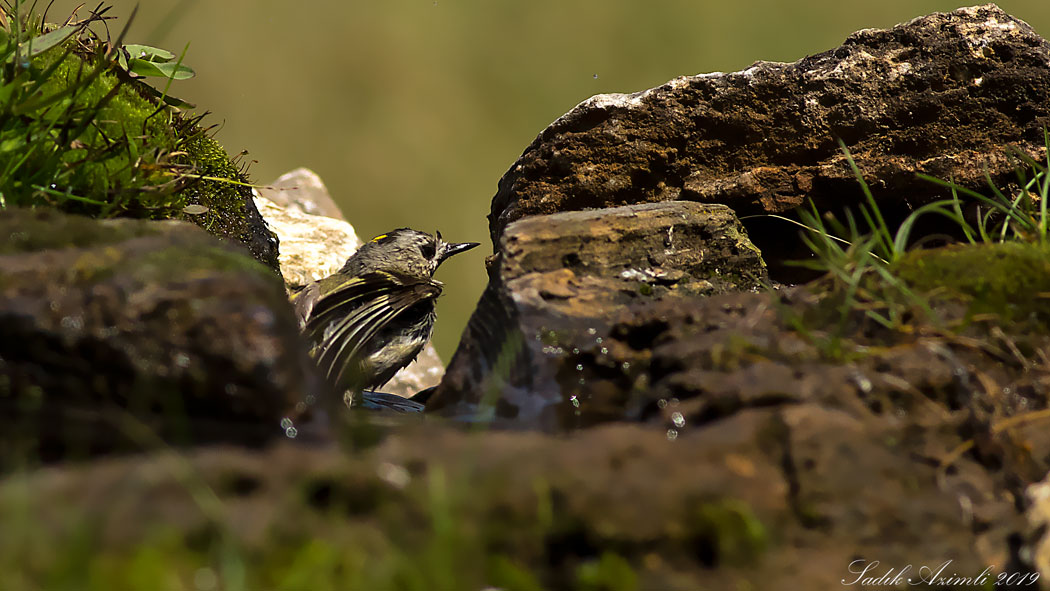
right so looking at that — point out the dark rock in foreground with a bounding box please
[0,412,1037,590]
[0,209,322,465]
[428,201,766,425]
[489,4,1050,264]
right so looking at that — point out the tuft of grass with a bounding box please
[773,135,1049,335]
[918,128,1050,246]
[0,2,202,217]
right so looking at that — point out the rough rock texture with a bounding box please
[0,410,1040,590]
[252,193,362,289]
[253,172,445,398]
[489,4,1050,265]
[427,201,766,425]
[256,167,347,221]
[0,209,323,465]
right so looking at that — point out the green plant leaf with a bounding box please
[123,44,175,63]
[127,58,195,80]
[11,25,78,61]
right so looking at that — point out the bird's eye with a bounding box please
[420,243,436,260]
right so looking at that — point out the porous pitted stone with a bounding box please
[489,4,1050,259]
[427,201,766,425]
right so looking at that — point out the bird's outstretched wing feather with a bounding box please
[301,270,442,388]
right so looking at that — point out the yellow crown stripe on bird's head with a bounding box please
[371,234,388,242]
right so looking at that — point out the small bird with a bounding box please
[293,228,478,410]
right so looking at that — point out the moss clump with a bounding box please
[689,499,768,566]
[0,13,280,273]
[891,242,1050,328]
[0,208,163,255]
[174,131,281,272]
[2,36,179,215]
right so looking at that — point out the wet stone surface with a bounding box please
[427,201,767,426]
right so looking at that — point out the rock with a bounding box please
[0,208,323,466]
[253,173,445,398]
[176,133,284,276]
[0,411,1029,590]
[252,192,362,289]
[1025,474,1050,579]
[427,201,766,425]
[256,167,346,221]
[488,4,1050,270]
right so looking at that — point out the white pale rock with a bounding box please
[256,167,346,221]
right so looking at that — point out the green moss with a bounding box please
[891,242,1050,328]
[0,19,279,272]
[131,242,273,283]
[4,45,180,215]
[0,208,162,255]
[575,552,638,591]
[173,131,267,258]
[689,499,768,566]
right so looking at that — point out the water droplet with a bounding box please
[671,412,685,428]
[595,337,603,344]
[657,399,667,409]
[280,417,293,429]
[622,361,631,371]
[587,328,597,335]
[173,352,190,368]
[853,373,872,393]
[576,364,583,371]
[578,378,586,385]
[600,347,608,355]
[573,347,580,355]
[377,462,411,489]
[194,567,218,591]
[570,395,580,408]
[666,428,678,441]
[285,426,298,438]
[60,315,84,331]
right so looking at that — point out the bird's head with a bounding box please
[341,228,479,278]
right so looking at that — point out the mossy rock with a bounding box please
[0,208,319,467]
[0,22,280,275]
[891,241,1050,329]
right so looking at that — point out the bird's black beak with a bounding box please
[437,240,480,264]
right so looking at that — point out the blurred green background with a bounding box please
[40,0,1050,359]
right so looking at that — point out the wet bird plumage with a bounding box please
[293,228,478,408]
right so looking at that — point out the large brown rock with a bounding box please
[489,4,1050,258]
[427,201,767,425]
[0,209,324,466]
[0,409,1032,590]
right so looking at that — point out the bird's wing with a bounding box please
[303,271,442,386]
[292,282,319,329]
